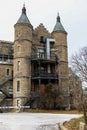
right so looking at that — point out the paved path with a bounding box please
[0,113,82,130]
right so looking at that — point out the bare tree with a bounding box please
[70,46,87,125]
[71,46,87,83]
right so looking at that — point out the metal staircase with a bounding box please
[0,77,13,110]
[24,92,39,109]
[0,77,12,87]
[0,97,6,106]
[0,88,12,98]
[0,77,13,98]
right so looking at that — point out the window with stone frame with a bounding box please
[17,61,20,71]
[6,69,10,76]
[18,45,21,52]
[17,80,20,92]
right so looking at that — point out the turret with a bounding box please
[13,4,33,107]
[14,4,33,41]
[52,13,69,108]
[52,13,68,62]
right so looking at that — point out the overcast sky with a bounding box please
[0,0,87,60]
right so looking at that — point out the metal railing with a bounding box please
[0,106,30,112]
[31,71,58,79]
[32,71,57,77]
[0,106,30,109]
[31,53,57,61]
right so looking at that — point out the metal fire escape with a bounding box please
[0,54,13,107]
[31,38,59,90]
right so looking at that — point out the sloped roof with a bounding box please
[17,13,31,24]
[17,4,32,25]
[53,13,66,33]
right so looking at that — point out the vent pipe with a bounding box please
[46,38,55,59]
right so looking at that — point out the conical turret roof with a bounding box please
[17,4,32,25]
[53,13,66,33]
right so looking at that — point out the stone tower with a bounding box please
[52,14,69,107]
[13,4,33,106]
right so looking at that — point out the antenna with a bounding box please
[57,12,59,17]
[57,12,60,22]
[23,2,25,7]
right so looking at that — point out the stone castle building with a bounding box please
[0,5,82,110]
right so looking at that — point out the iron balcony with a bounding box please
[31,71,58,80]
[31,53,58,63]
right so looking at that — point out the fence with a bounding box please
[0,106,30,112]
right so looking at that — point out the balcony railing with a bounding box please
[31,71,58,79]
[31,53,57,62]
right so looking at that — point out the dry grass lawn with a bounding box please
[64,117,84,130]
[25,109,83,114]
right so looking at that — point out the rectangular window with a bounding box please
[38,48,44,53]
[7,69,9,76]
[17,61,20,71]
[40,36,44,43]
[17,80,20,91]
[18,46,21,52]
[38,48,44,58]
